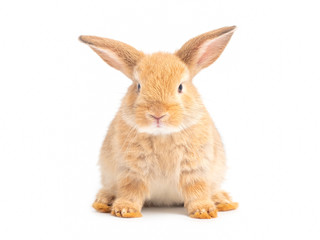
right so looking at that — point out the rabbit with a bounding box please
[79,26,238,219]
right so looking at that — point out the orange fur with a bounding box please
[111,199,142,218]
[79,26,237,219]
[190,209,218,219]
[92,202,111,213]
[188,199,218,219]
[212,190,239,211]
[216,202,239,211]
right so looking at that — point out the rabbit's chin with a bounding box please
[137,125,182,135]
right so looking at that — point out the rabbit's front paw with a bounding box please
[92,202,111,213]
[188,200,217,219]
[92,188,114,213]
[111,200,142,218]
[216,202,238,211]
[212,191,239,211]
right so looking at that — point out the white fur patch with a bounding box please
[137,124,182,135]
[133,67,140,82]
[90,45,124,71]
[180,69,190,83]
[146,172,183,206]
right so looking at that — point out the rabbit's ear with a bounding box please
[79,36,144,79]
[175,26,236,77]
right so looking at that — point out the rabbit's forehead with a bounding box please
[135,52,189,87]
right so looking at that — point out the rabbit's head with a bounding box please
[79,26,235,135]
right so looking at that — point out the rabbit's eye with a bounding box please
[137,83,141,92]
[178,84,183,93]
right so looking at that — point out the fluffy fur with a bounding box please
[79,26,238,219]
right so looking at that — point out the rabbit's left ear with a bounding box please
[176,26,236,77]
[79,35,144,80]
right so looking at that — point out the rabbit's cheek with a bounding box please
[166,107,184,127]
[135,111,150,128]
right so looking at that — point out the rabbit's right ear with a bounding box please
[79,36,144,80]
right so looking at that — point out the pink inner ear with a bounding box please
[90,46,124,72]
[196,34,231,67]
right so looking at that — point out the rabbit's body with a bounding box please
[80,26,238,218]
[99,108,226,207]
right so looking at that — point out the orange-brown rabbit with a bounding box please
[79,26,238,219]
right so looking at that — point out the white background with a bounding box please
[1,0,319,239]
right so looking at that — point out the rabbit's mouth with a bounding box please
[147,113,168,128]
[137,112,183,135]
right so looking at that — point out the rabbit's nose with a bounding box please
[149,114,166,121]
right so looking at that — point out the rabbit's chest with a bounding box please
[148,137,184,175]
[146,154,184,206]
[144,137,185,205]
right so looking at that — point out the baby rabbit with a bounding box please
[79,26,238,219]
